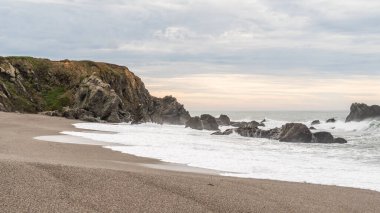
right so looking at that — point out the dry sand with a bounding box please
[0,112,379,212]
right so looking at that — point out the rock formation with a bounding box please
[216,114,231,126]
[186,114,219,131]
[345,103,380,122]
[0,57,190,124]
[312,132,334,143]
[278,123,313,143]
[213,122,347,144]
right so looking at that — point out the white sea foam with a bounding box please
[61,115,380,192]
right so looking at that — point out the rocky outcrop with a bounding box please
[212,121,347,144]
[216,114,230,126]
[200,114,219,130]
[185,117,203,130]
[278,123,313,143]
[150,96,190,125]
[186,114,219,131]
[73,74,128,122]
[346,103,380,122]
[0,57,190,124]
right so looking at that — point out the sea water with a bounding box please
[61,111,380,191]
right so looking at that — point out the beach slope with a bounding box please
[0,112,379,212]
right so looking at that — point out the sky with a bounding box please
[1,0,379,111]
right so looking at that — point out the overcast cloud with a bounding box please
[1,0,379,110]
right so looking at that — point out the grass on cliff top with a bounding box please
[42,86,72,111]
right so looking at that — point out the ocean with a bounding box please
[61,111,380,192]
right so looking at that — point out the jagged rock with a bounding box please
[312,132,334,143]
[185,116,203,130]
[74,74,127,123]
[200,114,219,131]
[345,103,380,122]
[216,114,231,126]
[150,96,190,125]
[334,138,348,144]
[311,120,320,125]
[278,123,312,143]
[326,118,336,123]
[261,119,266,123]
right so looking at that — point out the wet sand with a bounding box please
[0,112,380,212]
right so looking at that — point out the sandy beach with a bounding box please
[0,112,379,212]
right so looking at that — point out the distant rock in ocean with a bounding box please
[0,57,190,124]
[213,122,347,144]
[311,120,320,125]
[346,103,380,122]
[326,118,336,123]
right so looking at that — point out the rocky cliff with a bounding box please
[0,56,190,124]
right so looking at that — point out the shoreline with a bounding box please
[1,111,380,212]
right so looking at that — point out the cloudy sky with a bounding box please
[1,0,380,110]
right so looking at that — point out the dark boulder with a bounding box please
[326,118,336,123]
[186,114,219,131]
[334,138,348,144]
[216,114,231,126]
[200,114,219,130]
[345,103,380,122]
[312,132,334,143]
[311,120,320,125]
[309,126,316,130]
[278,123,312,143]
[185,116,203,130]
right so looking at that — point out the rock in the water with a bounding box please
[309,126,316,130]
[311,120,320,125]
[326,118,336,123]
[334,137,348,144]
[185,116,203,130]
[312,132,334,143]
[150,96,191,125]
[231,121,264,128]
[278,123,312,143]
[345,103,380,122]
[200,114,219,131]
[235,127,258,137]
[235,127,280,139]
[216,114,231,126]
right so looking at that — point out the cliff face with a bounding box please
[0,56,190,124]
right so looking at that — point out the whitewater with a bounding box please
[61,111,380,192]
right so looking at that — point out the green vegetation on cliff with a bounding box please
[0,56,190,124]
